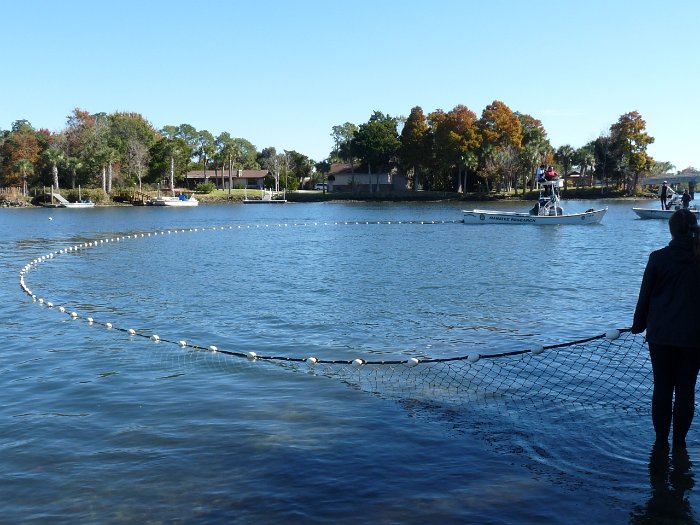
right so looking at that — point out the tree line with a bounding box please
[0,109,316,195]
[329,103,675,194]
[0,102,678,197]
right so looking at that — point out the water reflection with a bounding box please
[630,443,697,524]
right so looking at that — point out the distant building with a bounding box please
[327,163,408,192]
[185,169,269,189]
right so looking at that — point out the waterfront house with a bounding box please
[327,163,408,192]
[185,169,269,190]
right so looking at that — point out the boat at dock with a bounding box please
[60,186,95,208]
[243,189,287,204]
[149,194,199,207]
[43,186,95,208]
[462,180,607,225]
[148,185,199,207]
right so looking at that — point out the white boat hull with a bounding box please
[59,202,95,208]
[632,207,700,220]
[462,208,607,225]
[150,196,199,207]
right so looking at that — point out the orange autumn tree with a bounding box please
[0,120,42,193]
[428,104,481,192]
[609,111,654,193]
[478,100,523,193]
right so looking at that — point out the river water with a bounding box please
[1,197,696,524]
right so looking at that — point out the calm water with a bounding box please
[1,198,695,524]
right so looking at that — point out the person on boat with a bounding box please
[682,189,691,209]
[535,165,546,184]
[659,181,674,210]
[544,166,558,181]
[632,208,700,450]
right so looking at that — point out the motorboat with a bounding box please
[61,200,95,208]
[462,180,607,225]
[632,194,698,219]
[60,186,95,208]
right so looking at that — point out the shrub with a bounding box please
[194,181,216,194]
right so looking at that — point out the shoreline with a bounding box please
[2,187,653,208]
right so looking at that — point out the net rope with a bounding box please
[17,221,655,413]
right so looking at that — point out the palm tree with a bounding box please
[65,157,83,189]
[573,145,595,187]
[14,159,33,196]
[43,147,65,191]
[96,147,119,194]
[555,145,575,190]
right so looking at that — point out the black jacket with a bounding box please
[632,238,700,347]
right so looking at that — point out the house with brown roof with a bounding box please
[327,163,407,192]
[185,169,269,189]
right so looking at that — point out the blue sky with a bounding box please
[3,0,698,169]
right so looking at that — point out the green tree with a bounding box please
[108,112,157,186]
[649,160,675,177]
[14,158,33,195]
[195,130,216,176]
[65,156,83,190]
[214,132,239,189]
[610,111,655,192]
[399,106,430,191]
[231,138,258,169]
[593,134,617,188]
[148,136,190,189]
[517,113,551,191]
[352,111,399,192]
[555,144,575,190]
[573,142,596,186]
[330,122,358,164]
[259,147,282,190]
[43,147,65,191]
[285,150,313,188]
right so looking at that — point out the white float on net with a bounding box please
[605,329,620,340]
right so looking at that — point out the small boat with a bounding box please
[632,194,698,219]
[60,186,95,208]
[149,192,199,207]
[243,189,287,204]
[61,200,95,208]
[463,180,607,225]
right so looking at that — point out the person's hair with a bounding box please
[669,208,700,263]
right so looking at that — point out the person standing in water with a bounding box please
[632,209,700,449]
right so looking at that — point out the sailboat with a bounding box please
[148,184,198,206]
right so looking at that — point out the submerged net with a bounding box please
[285,329,651,412]
[17,226,654,414]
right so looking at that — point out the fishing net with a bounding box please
[17,226,654,415]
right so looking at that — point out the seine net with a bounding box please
[275,329,652,412]
[18,227,654,415]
